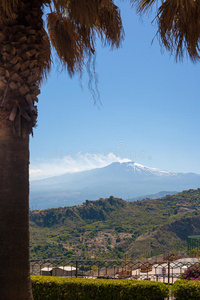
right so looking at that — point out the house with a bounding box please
[41,267,53,276]
[41,266,77,277]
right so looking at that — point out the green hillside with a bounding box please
[30,188,200,260]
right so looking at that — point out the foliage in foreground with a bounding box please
[31,276,169,300]
[172,280,200,300]
[180,264,200,281]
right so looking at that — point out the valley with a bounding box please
[30,188,200,260]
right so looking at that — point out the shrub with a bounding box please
[31,276,169,300]
[172,280,200,300]
[180,264,200,280]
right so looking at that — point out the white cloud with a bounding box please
[30,152,131,180]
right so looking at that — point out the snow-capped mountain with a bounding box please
[110,162,174,176]
[30,162,200,209]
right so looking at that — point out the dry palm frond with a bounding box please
[47,0,123,74]
[100,0,113,7]
[156,0,200,61]
[0,0,19,22]
[68,0,124,49]
[47,12,84,75]
[0,0,18,15]
[52,0,69,11]
[47,0,123,101]
[132,0,160,13]
[97,2,124,48]
[38,31,51,81]
[67,0,99,27]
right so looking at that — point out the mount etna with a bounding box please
[30,162,200,209]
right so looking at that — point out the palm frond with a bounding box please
[52,0,69,11]
[47,0,124,74]
[97,2,124,48]
[67,0,99,27]
[67,0,123,45]
[132,0,159,13]
[156,0,200,61]
[0,0,19,16]
[47,12,83,75]
[38,31,52,81]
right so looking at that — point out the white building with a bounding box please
[41,266,77,277]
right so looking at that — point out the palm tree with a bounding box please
[133,0,200,61]
[0,0,123,299]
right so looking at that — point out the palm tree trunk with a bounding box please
[0,124,33,300]
[0,1,50,298]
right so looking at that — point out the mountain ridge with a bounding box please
[127,191,178,201]
[30,161,200,209]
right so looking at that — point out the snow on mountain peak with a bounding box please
[122,161,174,176]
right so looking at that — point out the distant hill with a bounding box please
[30,162,200,209]
[127,191,178,201]
[30,188,200,260]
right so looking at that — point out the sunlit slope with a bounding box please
[30,188,200,259]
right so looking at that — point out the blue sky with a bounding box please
[30,1,200,180]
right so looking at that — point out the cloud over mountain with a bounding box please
[30,152,131,180]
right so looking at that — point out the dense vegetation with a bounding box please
[172,280,200,300]
[31,276,169,300]
[30,188,200,260]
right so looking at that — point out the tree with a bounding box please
[0,0,123,299]
[133,0,200,61]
